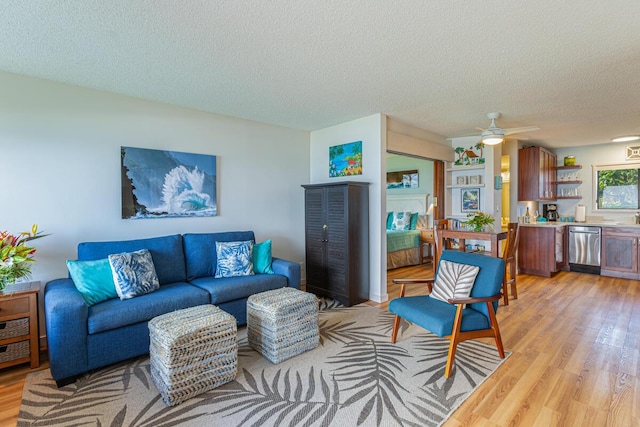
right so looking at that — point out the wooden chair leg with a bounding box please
[510,261,518,300]
[445,305,464,377]
[391,315,401,343]
[502,265,509,306]
[486,302,505,358]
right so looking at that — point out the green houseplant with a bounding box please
[465,211,495,232]
[0,224,48,291]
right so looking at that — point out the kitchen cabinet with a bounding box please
[518,146,557,201]
[302,181,369,306]
[601,227,640,279]
[518,226,567,277]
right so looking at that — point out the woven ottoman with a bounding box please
[148,304,237,406]
[247,287,319,364]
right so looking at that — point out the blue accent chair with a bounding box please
[389,250,506,377]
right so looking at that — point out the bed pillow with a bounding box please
[108,249,160,300]
[67,258,118,306]
[391,211,412,231]
[253,240,274,274]
[386,212,393,230]
[409,212,419,230]
[215,240,254,278]
[431,260,480,304]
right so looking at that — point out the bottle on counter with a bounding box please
[525,207,531,223]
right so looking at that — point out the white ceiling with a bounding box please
[2,1,640,149]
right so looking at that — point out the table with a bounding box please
[0,281,40,369]
[435,228,508,266]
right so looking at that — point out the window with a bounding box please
[594,164,640,210]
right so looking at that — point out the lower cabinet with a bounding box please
[601,227,640,279]
[518,225,567,277]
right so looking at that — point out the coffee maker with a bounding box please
[543,203,559,221]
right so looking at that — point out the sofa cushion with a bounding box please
[87,282,209,334]
[253,240,274,274]
[108,249,160,299]
[66,258,118,306]
[190,274,287,305]
[183,231,255,280]
[78,234,186,285]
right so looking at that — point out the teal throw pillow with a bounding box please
[253,239,275,274]
[215,241,254,278]
[386,212,393,230]
[108,249,160,300]
[67,258,118,306]
[410,212,418,230]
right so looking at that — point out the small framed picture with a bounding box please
[456,176,467,185]
[469,175,481,185]
[461,188,480,212]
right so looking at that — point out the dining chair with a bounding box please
[389,250,506,377]
[501,222,520,305]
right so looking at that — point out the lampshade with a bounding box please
[426,203,434,215]
[482,135,504,145]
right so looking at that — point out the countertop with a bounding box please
[521,221,640,228]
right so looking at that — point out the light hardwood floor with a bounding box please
[1,268,638,426]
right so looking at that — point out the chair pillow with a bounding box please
[431,260,480,304]
[108,249,160,300]
[215,240,254,278]
[391,211,412,230]
[67,258,118,306]
[253,239,274,274]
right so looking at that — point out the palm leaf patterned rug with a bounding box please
[19,300,508,426]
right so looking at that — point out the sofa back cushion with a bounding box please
[77,234,186,285]
[183,231,255,281]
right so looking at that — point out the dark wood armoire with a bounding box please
[301,181,369,306]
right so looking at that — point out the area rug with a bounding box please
[19,301,509,426]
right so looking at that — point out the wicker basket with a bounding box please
[0,340,30,364]
[148,304,238,406]
[0,317,29,340]
[247,287,319,364]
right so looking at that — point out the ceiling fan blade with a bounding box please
[503,126,541,136]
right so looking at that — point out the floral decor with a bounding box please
[0,224,48,291]
[465,211,495,232]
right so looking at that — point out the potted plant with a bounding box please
[0,224,48,291]
[465,212,495,232]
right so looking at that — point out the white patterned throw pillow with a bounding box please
[108,249,160,300]
[431,260,480,304]
[391,211,412,231]
[215,240,254,278]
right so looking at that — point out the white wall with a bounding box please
[1,72,310,324]
[310,114,387,303]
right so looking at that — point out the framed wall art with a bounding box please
[386,169,419,189]
[121,146,217,219]
[329,141,362,177]
[461,188,480,212]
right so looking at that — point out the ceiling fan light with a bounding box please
[612,135,640,143]
[482,135,504,145]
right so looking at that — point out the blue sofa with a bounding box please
[44,231,300,387]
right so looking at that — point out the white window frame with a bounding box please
[592,163,640,212]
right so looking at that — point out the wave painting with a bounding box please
[121,147,217,219]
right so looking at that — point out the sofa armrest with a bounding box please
[44,278,89,384]
[272,258,301,290]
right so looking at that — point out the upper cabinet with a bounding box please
[518,146,557,201]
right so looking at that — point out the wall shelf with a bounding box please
[445,164,485,172]
[446,184,486,189]
[555,165,582,171]
[555,180,582,185]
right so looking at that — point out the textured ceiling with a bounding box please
[2,1,640,148]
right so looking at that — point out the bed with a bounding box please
[386,194,429,270]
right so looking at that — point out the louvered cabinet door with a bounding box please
[304,187,327,292]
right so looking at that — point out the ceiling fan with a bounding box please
[476,112,540,145]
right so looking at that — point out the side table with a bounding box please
[419,229,435,265]
[0,281,40,369]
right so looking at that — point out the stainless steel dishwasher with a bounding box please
[568,225,601,274]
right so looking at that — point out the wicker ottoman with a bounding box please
[148,304,237,406]
[247,287,319,364]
